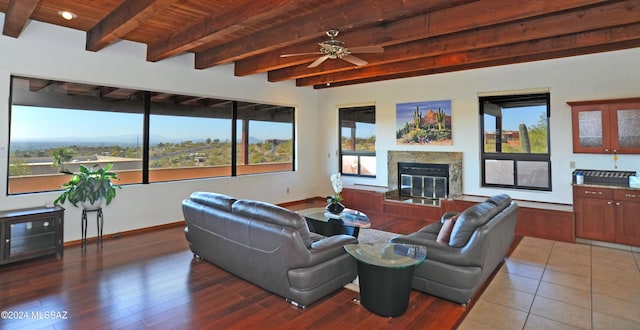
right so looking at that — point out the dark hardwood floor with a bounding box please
[1,199,485,329]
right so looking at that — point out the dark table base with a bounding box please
[305,218,360,237]
[357,261,415,317]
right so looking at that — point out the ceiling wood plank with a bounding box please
[234,0,613,76]
[268,0,640,82]
[86,0,181,52]
[195,0,473,69]
[298,23,640,87]
[2,0,40,38]
[146,0,315,62]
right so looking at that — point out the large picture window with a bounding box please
[480,93,551,190]
[7,76,295,195]
[9,77,144,194]
[339,105,376,177]
[235,102,295,175]
[149,96,233,182]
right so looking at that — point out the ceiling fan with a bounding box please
[280,29,384,68]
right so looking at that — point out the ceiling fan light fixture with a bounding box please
[58,11,77,20]
[280,29,383,68]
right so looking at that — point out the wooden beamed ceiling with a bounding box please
[2,0,639,89]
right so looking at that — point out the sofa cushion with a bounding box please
[233,199,313,247]
[448,202,499,247]
[485,194,512,210]
[189,191,236,211]
[437,215,458,244]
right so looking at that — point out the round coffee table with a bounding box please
[344,243,427,317]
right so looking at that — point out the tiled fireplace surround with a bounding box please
[387,151,463,199]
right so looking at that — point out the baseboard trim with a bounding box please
[63,221,185,247]
[63,197,321,247]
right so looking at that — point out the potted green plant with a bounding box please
[54,164,121,210]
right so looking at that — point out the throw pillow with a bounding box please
[436,215,458,244]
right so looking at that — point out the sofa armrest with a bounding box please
[390,232,487,267]
[419,221,443,235]
[306,234,358,266]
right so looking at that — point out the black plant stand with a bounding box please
[81,208,103,249]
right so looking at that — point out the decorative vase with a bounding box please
[81,198,105,211]
[326,202,345,214]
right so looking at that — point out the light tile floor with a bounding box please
[459,237,640,330]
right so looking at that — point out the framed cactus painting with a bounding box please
[396,100,452,145]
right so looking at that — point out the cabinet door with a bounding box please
[575,197,615,241]
[613,190,640,246]
[6,214,58,262]
[571,104,611,153]
[609,102,640,154]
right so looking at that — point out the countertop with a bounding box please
[572,183,640,191]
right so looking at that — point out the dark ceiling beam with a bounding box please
[315,38,640,89]
[100,87,139,99]
[299,23,640,87]
[28,78,51,92]
[2,0,40,38]
[86,0,180,52]
[234,0,613,76]
[146,0,308,62]
[195,0,473,69]
[150,92,174,103]
[268,0,640,82]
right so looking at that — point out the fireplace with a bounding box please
[398,162,449,200]
[387,151,463,204]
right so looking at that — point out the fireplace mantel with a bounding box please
[388,151,463,198]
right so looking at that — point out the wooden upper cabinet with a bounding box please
[568,98,640,154]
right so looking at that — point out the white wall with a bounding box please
[0,17,319,241]
[2,15,639,242]
[317,47,640,204]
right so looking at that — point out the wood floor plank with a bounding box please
[0,198,501,329]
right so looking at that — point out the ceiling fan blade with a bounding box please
[280,52,322,58]
[348,46,384,53]
[308,55,330,68]
[342,54,368,66]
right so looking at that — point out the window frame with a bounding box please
[338,104,376,178]
[479,93,552,191]
[7,75,295,195]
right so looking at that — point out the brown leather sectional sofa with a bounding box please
[391,194,518,305]
[182,192,357,307]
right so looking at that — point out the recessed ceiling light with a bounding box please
[58,11,77,20]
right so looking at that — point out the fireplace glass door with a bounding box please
[401,174,448,200]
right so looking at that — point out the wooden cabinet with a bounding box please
[613,189,640,246]
[0,206,64,265]
[574,186,614,241]
[568,98,640,154]
[574,186,640,246]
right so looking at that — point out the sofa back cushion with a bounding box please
[485,194,512,210]
[189,191,236,211]
[233,199,312,247]
[448,201,499,247]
